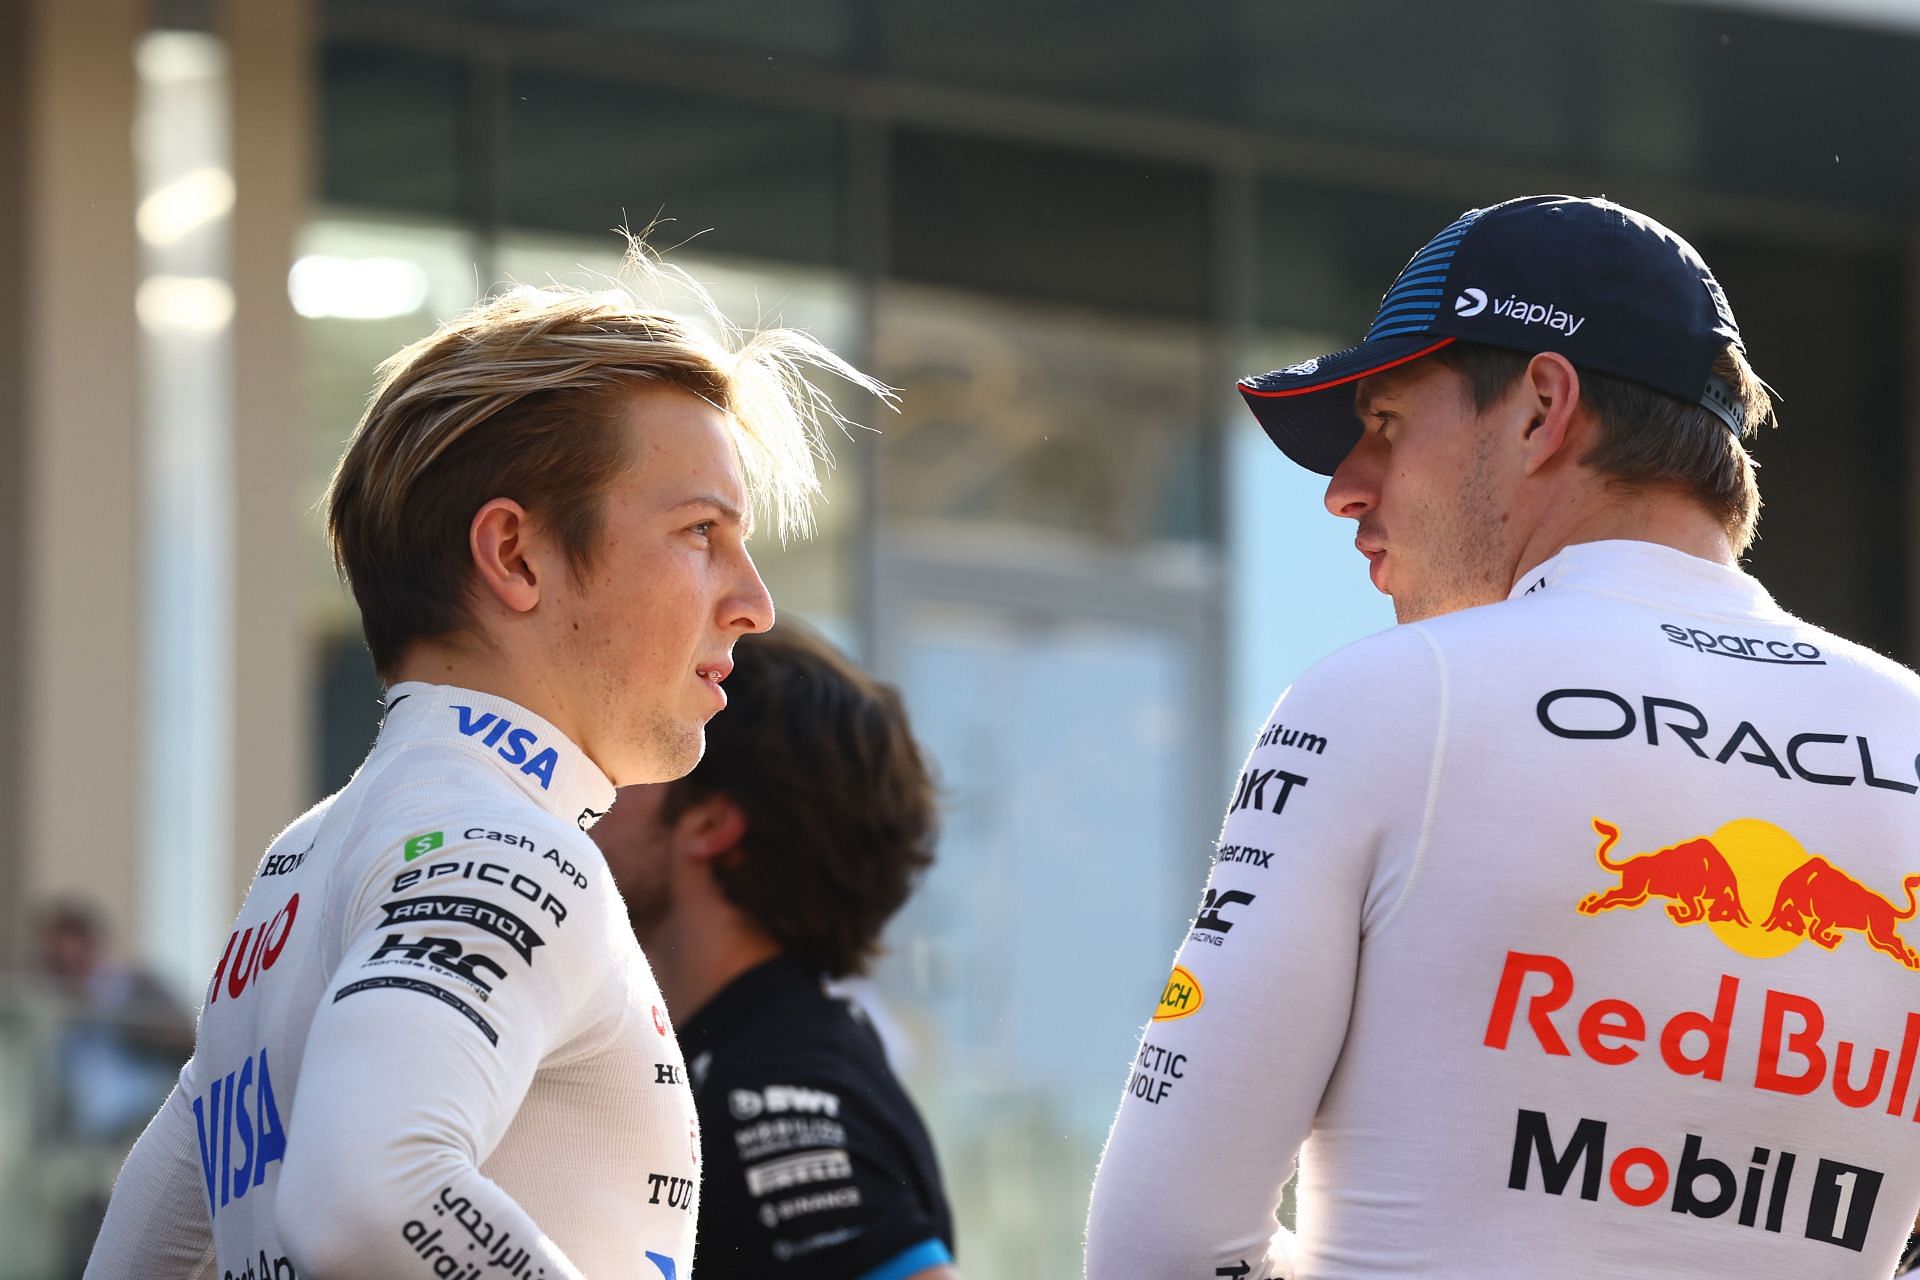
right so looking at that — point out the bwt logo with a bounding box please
[729,1085,842,1121]
[453,705,562,790]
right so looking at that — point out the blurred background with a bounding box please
[2,0,1917,1274]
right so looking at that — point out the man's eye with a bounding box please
[689,521,716,538]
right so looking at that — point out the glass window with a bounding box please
[875,282,1210,546]
[871,584,1211,1278]
[502,73,844,268]
[321,42,467,219]
[890,127,1210,318]
[294,214,484,793]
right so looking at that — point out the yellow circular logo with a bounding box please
[1154,965,1204,1021]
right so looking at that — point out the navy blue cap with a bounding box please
[1239,195,1748,475]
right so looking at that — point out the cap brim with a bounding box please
[1238,335,1456,475]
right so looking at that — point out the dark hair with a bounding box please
[1429,340,1775,553]
[662,620,937,978]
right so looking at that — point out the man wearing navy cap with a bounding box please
[1086,196,1920,1278]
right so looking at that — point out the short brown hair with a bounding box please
[325,246,889,678]
[1431,341,1775,552]
[662,621,937,979]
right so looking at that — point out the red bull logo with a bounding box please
[1578,817,1920,971]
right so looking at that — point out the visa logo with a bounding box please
[453,706,560,791]
[192,1047,288,1218]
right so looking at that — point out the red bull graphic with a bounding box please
[1762,857,1920,970]
[1577,820,1749,926]
[1578,817,1920,971]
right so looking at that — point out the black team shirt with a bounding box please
[679,957,955,1279]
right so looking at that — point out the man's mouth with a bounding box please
[1356,539,1388,593]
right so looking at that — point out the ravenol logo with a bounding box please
[402,831,445,862]
[1577,817,1920,970]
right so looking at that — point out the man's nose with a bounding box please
[1324,434,1383,519]
[726,548,775,635]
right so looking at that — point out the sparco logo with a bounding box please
[1661,624,1823,666]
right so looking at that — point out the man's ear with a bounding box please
[470,498,543,614]
[1516,352,1582,477]
[675,793,748,863]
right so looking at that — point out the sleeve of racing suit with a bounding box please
[82,1079,216,1278]
[274,814,621,1280]
[1085,627,1442,1279]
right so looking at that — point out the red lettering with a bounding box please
[1484,951,1572,1054]
[207,929,242,1006]
[1888,1013,1920,1119]
[1609,1148,1670,1208]
[1658,974,1737,1081]
[225,927,258,1000]
[1577,999,1644,1065]
[1833,1041,1890,1109]
[1756,989,1826,1096]
[259,894,299,969]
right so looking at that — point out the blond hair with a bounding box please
[325,241,890,677]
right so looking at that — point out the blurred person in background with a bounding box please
[591,620,957,1280]
[33,902,194,1273]
[36,902,194,1144]
[1087,196,1920,1276]
[84,249,888,1280]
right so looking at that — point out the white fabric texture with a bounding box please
[1088,540,1920,1279]
[86,682,699,1280]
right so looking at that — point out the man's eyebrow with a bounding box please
[671,494,752,534]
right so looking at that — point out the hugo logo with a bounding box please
[208,895,300,1006]
[453,705,561,790]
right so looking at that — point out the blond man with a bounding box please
[85,256,883,1280]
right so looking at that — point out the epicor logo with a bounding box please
[1455,287,1488,317]
[1154,965,1204,1021]
[1577,817,1920,969]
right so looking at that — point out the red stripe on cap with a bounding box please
[1239,337,1457,398]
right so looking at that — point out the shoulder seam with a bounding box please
[1368,623,1448,937]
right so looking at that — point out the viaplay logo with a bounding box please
[1577,817,1920,970]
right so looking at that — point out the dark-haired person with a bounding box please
[85,260,889,1280]
[592,620,957,1280]
[1086,196,1920,1277]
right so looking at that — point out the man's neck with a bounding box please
[637,907,784,1026]
[391,639,586,756]
[1509,487,1736,591]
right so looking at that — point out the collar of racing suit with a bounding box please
[1508,538,1785,617]
[374,681,618,833]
